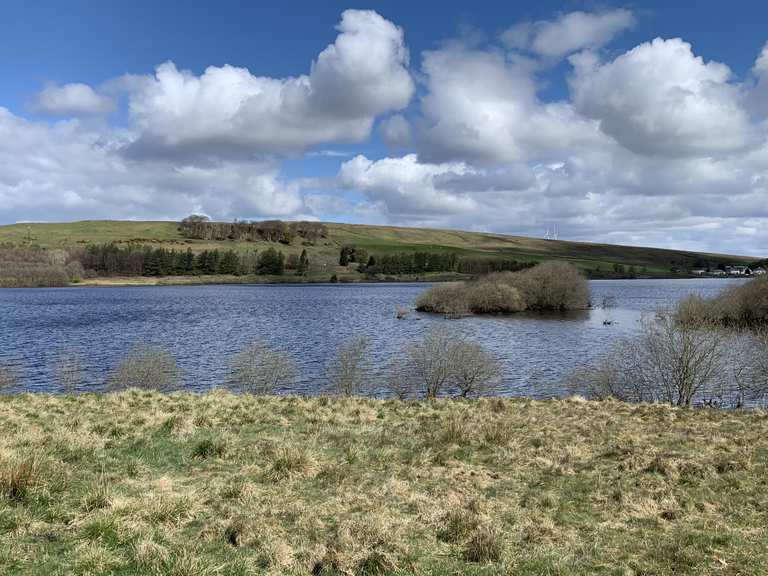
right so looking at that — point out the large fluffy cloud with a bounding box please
[124,9,414,159]
[418,47,606,164]
[0,108,303,222]
[502,9,634,59]
[338,154,478,216]
[570,38,754,157]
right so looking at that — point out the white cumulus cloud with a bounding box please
[124,9,414,159]
[32,82,115,116]
[502,9,634,59]
[0,108,304,223]
[418,46,606,164]
[570,38,754,157]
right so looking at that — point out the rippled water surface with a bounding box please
[0,279,746,397]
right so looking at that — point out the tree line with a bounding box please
[179,216,328,245]
[339,246,535,276]
[0,246,84,288]
[81,244,307,277]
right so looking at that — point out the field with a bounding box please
[1,391,766,575]
[0,220,756,280]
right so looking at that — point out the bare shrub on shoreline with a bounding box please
[326,336,371,396]
[451,341,502,398]
[677,275,768,328]
[402,328,503,399]
[416,261,589,315]
[568,312,765,407]
[407,328,457,399]
[108,345,180,391]
[229,342,295,394]
[0,364,19,391]
[54,349,86,394]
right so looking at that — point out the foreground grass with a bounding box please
[1,392,767,575]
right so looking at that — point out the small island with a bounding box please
[416,261,590,315]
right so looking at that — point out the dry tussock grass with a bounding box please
[0,391,767,575]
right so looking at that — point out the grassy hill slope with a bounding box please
[0,219,757,278]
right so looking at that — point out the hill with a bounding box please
[0,219,758,285]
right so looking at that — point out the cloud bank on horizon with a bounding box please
[2,7,768,255]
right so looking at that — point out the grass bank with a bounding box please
[1,391,767,575]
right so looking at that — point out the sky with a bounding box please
[1,1,768,255]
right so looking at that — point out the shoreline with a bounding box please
[2,272,739,289]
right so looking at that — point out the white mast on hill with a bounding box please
[545,224,559,241]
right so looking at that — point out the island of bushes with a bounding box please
[416,260,590,315]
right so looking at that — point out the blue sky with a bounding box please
[1,1,768,254]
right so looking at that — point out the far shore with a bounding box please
[8,271,739,289]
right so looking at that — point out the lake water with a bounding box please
[0,279,747,397]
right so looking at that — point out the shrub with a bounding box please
[677,275,768,328]
[401,329,503,399]
[465,281,526,314]
[450,341,502,398]
[570,313,734,407]
[415,283,469,315]
[0,364,19,391]
[416,261,589,315]
[407,328,457,399]
[506,261,591,311]
[54,350,85,394]
[229,342,295,394]
[107,345,180,391]
[326,336,371,396]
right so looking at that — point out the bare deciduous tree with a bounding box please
[0,364,19,391]
[404,328,502,399]
[408,328,457,399]
[571,313,732,407]
[108,345,180,391]
[229,342,295,395]
[326,336,370,396]
[450,342,502,398]
[386,362,416,400]
[54,350,85,394]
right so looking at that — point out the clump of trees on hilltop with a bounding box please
[179,215,328,245]
[415,261,590,315]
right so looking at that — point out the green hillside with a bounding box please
[0,219,757,279]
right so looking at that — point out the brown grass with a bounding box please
[0,392,767,574]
